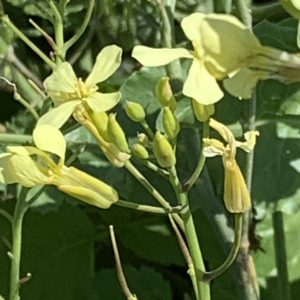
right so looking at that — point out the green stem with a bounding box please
[233,0,252,28]
[14,93,39,121]
[205,213,243,280]
[169,166,210,300]
[9,187,30,300]
[1,15,56,69]
[140,119,155,139]
[124,160,184,231]
[116,199,169,214]
[49,1,64,62]
[272,211,291,300]
[183,120,209,191]
[133,156,169,179]
[64,0,95,52]
[27,0,55,23]
[0,134,33,144]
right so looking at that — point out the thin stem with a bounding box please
[169,166,210,300]
[49,1,64,63]
[168,215,198,300]
[133,156,169,179]
[109,225,138,300]
[0,209,13,223]
[116,199,169,214]
[27,0,54,23]
[233,0,252,28]
[124,160,184,231]
[9,187,30,300]
[0,134,33,144]
[140,119,155,139]
[205,213,243,281]
[1,15,56,69]
[272,211,291,300]
[183,120,209,191]
[64,0,95,52]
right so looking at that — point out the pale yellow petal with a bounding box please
[0,153,18,184]
[86,92,121,113]
[181,12,205,44]
[201,14,261,78]
[85,45,122,91]
[223,68,270,99]
[44,62,77,93]
[202,138,225,157]
[33,125,66,162]
[8,155,49,187]
[37,100,79,128]
[223,158,251,213]
[132,46,193,66]
[183,60,223,105]
[236,131,259,152]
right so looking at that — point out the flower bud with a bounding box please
[107,113,130,153]
[279,0,300,19]
[132,143,149,159]
[138,133,149,145]
[163,107,180,139]
[155,77,177,111]
[125,101,146,122]
[153,131,176,168]
[192,100,215,122]
[88,110,111,142]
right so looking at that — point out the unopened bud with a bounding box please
[132,143,149,159]
[192,100,215,122]
[138,133,149,145]
[163,107,180,139]
[125,101,145,122]
[107,114,130,153]
[155,77,177,111]
[153,131,176,168]
[88,111,110,142]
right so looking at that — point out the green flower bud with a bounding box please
[107,113,130,153]
[279,0,300,19]
[163,107,180,139]
[153,131,176,168]
[125,101,146,122]
[155,77,177,111]
[192,100,215,122]
[138,133,149,145]
[88,111,111,142]
[132,143,149,159]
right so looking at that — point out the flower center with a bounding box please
[74,78,88,99]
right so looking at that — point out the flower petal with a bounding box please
[183,60,223,105]
[86,92,121,113]
[201,14,261,78]
[181,12,205,43]
[37,100,79,128]
[7,155,49,187]
[33,125,66,162]
[0,153,18,184]
[223,68,270,99]
[203,138,225,157]
[236,131,259,152]
[85,45,122,91]
[44,62,77,93]
[132,46,193,66]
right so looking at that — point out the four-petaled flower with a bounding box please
[203,118,259,213]
[132,13,224,105]
[38,45,123,128]
[0,125,119,209]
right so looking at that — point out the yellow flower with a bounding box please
[203,119,259,213]
[132,13,224,105]
[38,45,123,128]
[200,14,300,98]
[0,125,118,209]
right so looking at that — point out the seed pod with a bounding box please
[155,77,177,112]
[192,100,215,122]
[132,143,149,159]
[153,131,176,168]
[88,111,111,142]
[163,107,180,139]
[107,113,130,153]
[125,101,146,122]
